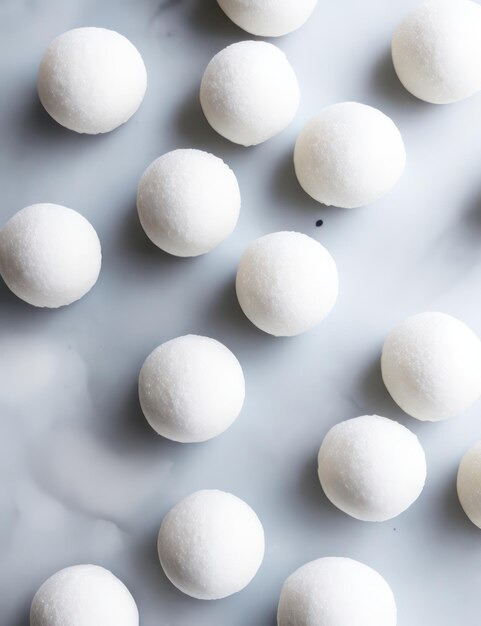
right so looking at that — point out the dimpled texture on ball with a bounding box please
[294,102,406,208]
[318,415,427,522]
[137,149,241,257]
[158,489,265,599]
[139,335,245,443]
[381,312,481,422]
[277,557,397,626]
[457,440,481,529]
[0,203,101,308]
[236,231,338,337]
[30,564,139,626]
[200,41,300,146]
[392,0,481,104]
[217,0,318,37]
[38,27,147,134]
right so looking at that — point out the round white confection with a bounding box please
[294,102,406,209]
[38,27,147,134]
[318,415,426,522]
[139,335,245,443]
[200,41,300,146]
[216,0,318,37]
[137,149,241,257]
[392,0,481,104]
[458,440,481,529]
[30,564,138,626]
[0,203,101,308]
[158,489,265,599]
[381,312,481,422]
[277,557,397,626]
[236,231,338,337]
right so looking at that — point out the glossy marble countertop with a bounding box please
[1,0,481,624]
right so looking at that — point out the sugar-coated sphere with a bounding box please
[294,102,406,209]
[38,27,147,134]
[392,0,481,104]
[277,557,397,626]
[137,149,240,257]
[457,440,481,529]
[382,312,481,422]
[318,415,426,522]
[236,231,338,337]
[200,41,300,146]
[0,204,101,308]
[217,0,318,37]
[139,335,245,443]
[30,565,138,626]
[158,490,265,599]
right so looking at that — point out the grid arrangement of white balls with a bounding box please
[6,1,481,624]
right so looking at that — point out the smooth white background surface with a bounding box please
[1,1,481,624]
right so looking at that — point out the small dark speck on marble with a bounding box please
[316,219,324,227]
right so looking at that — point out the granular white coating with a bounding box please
[0,203,101,308]
[457,440,481,529]
[236,231,338,337]
[157,489,265,599]
[137,149,241,257]
[294,102,406,209]
[38,27,147,134]
[277,557,397,626]
[139,335,245,443]
[30,564,138,626]
[200,41,300,146]
[381,312,481,422]
[216,0,318,37]
[392,0,481,104]
[317,415,427,522]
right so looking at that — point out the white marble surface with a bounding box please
[1,0,481,624]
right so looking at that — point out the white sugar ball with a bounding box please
[382,312,481,422]
[392,0,481,104]
[318,415,426,522]
[38,27,147,134]
[137,149,240,257]
[236,231,338,337]
[294,102,406,209]
[0,204,101,308]
[30,564,138,626]
[217,0,318,37]
[158,489,265,599]
[200,41,300,146]
[457,440,481,529]
[139,335,245,443]
[277,557,397,626]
